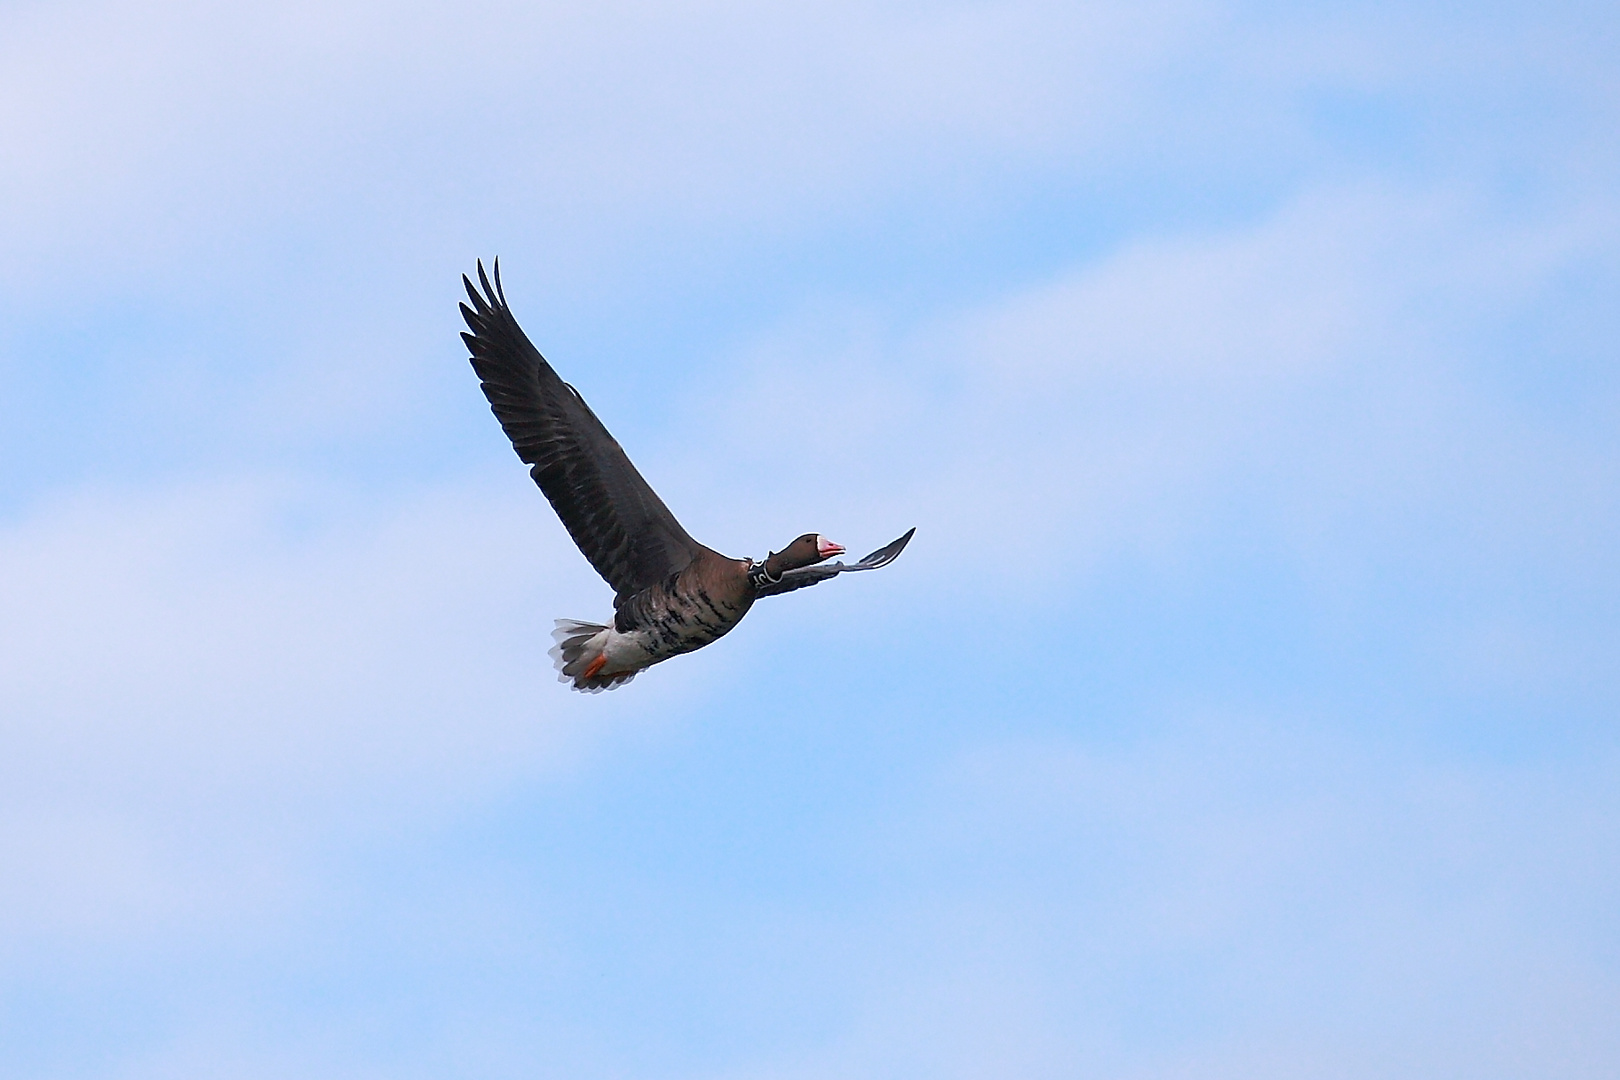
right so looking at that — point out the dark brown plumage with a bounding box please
[460,259,914,692]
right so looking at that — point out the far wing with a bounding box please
[754,528,916,598]
[460,259,705,603]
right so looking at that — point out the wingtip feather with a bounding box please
[477,260,496,307]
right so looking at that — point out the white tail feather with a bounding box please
[548,619,637,693]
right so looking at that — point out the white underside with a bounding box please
[596,625,657,674]
[549,618,656,692]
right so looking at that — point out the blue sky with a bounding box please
[2,0,1618,1076]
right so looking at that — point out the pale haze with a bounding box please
[2,1,1617,1077]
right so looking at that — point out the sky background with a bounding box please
[2,0,1618,1076]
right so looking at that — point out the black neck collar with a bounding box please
[748,558,782,589]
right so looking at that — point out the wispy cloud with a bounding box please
[2,0,1618,1076]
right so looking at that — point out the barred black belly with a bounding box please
[616,579,754,664]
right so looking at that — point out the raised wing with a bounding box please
[460,259,705,603]
[754,528,916,598]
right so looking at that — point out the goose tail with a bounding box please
[549,619,637,693]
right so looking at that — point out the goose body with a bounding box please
[460,260,913,692]
[551,550,756,691]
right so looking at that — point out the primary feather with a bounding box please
[459,260,704,605]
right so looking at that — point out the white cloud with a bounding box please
[0,0,1218,291]
[689,180,1619,611]
[4,170,1613,954]
[0,475,724,941]
[1,2,1617,1074]
[708,717,1620,1080]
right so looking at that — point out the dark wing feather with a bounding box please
[754,528,916,598]
[460,259,704,603]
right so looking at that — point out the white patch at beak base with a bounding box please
[817,535,846,559]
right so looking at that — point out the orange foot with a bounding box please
[582,653,609,680]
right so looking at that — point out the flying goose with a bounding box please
[460,260,914,692]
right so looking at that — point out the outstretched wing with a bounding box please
[460,259,705,603]
[754,528,916,598]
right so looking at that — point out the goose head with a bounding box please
[762,533,845,578]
